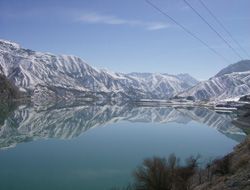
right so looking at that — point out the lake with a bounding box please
[0,103,247,190]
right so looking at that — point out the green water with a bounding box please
[0,104,246,190]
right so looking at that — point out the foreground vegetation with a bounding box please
[111,137,250,190]
[112,106,250,190]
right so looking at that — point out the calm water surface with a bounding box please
[0,104,246,190]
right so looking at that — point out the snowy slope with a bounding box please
[126,72,198,98]
[215,60,250,77]
[178,61,250,101]
[0,39,198,101]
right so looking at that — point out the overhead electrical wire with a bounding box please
[182,0,243,60]
[198,0,250,58]
[144,0,231,64]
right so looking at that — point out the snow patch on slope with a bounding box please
[0,39,198,101]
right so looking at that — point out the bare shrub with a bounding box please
[212,155,230,175]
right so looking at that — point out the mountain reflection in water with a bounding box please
[0,103,246,149]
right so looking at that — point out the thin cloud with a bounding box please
[77,12,170,30]
[180,5,190,11]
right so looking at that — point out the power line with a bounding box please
[144,0,231,64]
[198,0,250,58]
[183,0,243,60]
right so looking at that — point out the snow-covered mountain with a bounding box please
[126,72,198,98]
[178,60,250,101]
[0,39,198,101]
[215,60,250,77]
[0,104,245,149]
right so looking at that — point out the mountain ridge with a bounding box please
[2,39,250,102]
[0,39,198,101]
[215,60,250,77]
[178,60,250,101]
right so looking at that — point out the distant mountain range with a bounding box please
[178,60,250,101]
[0,39,198,102]
[1,39,250,102]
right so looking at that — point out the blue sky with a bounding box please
[0,0,249,79]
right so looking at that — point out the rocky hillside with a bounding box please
[192,137,250,190]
